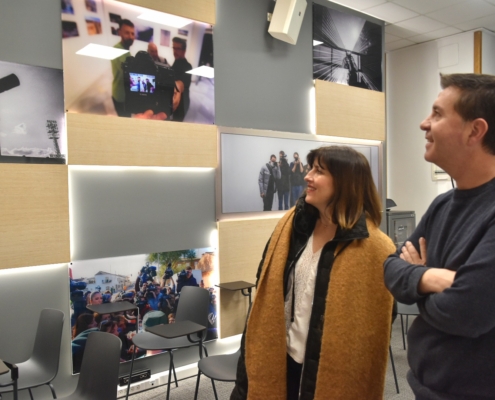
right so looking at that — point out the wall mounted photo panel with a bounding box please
[220,129,381,215]
[313,2,383,92]
[0,60,66,164]
[69,166,216,261]
[62,0,214,124]
[69,248,217,373]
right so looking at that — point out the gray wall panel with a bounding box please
[0,0,63,69]
[70,168,216,261]
[214,0,313,133]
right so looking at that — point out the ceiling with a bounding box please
[327,0,495,51]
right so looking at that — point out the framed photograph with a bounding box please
[218,127,382,217]
[85,17,102,35]
[178,29,188,36]
[160,29,171,47]
[62,0,75,14]
[313,2,383,92]
[62,0,214,124]
[85,0,97,12]
[0,60,66,164]
[69,248,217,374]
[62,20,79,38]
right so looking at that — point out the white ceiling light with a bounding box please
[313,40,323,46]
[186,66,214,79]
[76,44,129,60]
[137,11,192,28]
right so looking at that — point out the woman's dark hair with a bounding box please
[306,145,382,229]
[72,313,94,339]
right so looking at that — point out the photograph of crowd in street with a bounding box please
[69,248,217,374]
[221,132,380,214]
[61,0,214,124]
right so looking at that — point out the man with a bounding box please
[171,37,192,122]
[384,74,495,399]
[111,19,135,117]
[259,154,281,211]
[177,266,199,293]
[289,152,304,207]
[147,42,168,65]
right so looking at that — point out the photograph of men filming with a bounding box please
[61,0,214,123]
[221,133,379,214]
[69,248,217,374]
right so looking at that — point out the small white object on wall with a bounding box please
[268,0,307,45]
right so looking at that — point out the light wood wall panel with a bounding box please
[67,113,217,167]
[116,0,215,25]
[218,217,281,338]
[474,30,482,73]
[315,80,385,141]
[0,165,70,270]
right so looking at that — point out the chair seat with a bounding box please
[0,360,52,392]
[198,350,240,382]
[132,331,199,351]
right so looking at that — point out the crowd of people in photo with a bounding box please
[259,150,312,211]
[70,263,217,373]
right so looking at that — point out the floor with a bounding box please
[129,315,416,399]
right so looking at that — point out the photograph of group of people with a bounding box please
[62,0,214,124]
[0,60,66,163]
[129,73,155,93]
[221,132,380,214]
[69,248,217,373]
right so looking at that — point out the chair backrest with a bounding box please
[30,308,65,383]
[74,332,121,399]
[175,286,209,333]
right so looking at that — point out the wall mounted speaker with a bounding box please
[268,0,307,45]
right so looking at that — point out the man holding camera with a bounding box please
[111,19,135,117]
[259,154,281,211]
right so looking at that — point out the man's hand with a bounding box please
[418,268,455,294]
[260,193,265,198]
[133,109,167,120]
[400,238,427,265]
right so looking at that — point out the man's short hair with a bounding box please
[270,154,276,159]
[172,37,187,51]
[119,19,134,29]
[441,73,495,154]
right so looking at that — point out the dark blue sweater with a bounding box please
[384,178,495,400]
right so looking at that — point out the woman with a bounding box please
[231,146,395,400]
[72,313,97,339]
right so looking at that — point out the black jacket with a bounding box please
[230,200,369,400]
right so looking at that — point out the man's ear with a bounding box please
[468,118,489,145]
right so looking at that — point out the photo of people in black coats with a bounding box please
[220,132,380,214]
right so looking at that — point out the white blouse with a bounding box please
[285,233,322,364]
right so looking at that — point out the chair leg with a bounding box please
[125,348,137,400]
[400,314,406,350]
[203,344,209,357]
[194,370,201,400]
[12,381,18,400]
[166,351,174,400]
[48,382,57,398]
[28,388,34,400]
[389,345,400,394]
[211,378,219,400]
[172,359,178,387]
[406,315,410,335]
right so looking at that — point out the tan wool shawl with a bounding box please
[245,209,396,400]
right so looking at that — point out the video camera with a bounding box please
[140,263,157,286]
[122,51,175,116]
[164,263,174,280]
[70,279,88,316]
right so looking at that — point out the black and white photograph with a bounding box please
[69,247,217,374]
[220,132,380,214]
[62,0,215,124]
[0,60,66,163]
[313,3,383,91]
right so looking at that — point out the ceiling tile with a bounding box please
[385,38,416,51]
[391,0,465,15]
[329,0,387,11]
[427,1,495,25]
[408,27,462,43]
[364,2,419,23]
[454,13,495,31]
[395,16,447,34]
[385,32,403,43]
[385,23,418,38]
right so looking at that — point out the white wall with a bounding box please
[386,31,476,221]
[482,29,495,74]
